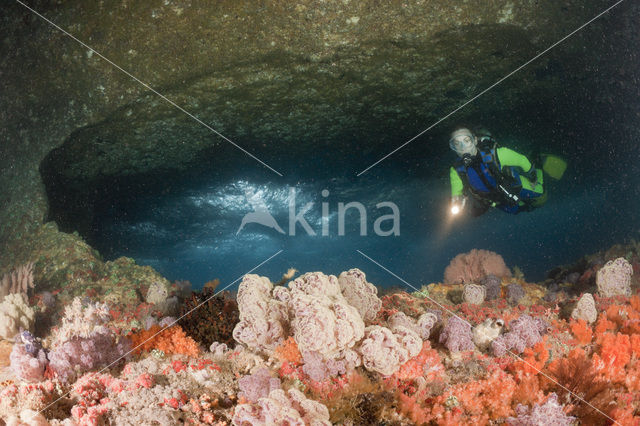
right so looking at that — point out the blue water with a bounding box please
[89,15,640,291]
[91,138,640,291]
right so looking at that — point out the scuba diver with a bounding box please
[448,127,566,217]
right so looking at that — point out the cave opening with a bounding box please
[38,13,640,290]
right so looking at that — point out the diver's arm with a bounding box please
[449,167,466,213]
[497,147,536,179]
[450,167,464,198]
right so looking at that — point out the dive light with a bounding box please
[451,197,467,215]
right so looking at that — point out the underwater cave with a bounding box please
[31,3,640,288]
[1,0,640,424]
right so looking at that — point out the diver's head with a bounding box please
[449,128,478,157]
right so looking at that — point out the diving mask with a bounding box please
[449,128,477,156]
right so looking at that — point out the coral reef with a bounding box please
[571,292,597,323]
[0,293,35,341]
[439,316,475,353]
[596,257,633,297]
[463,283,486,305]
[506,393,576,425]
[444,249,511,284]
[10,331,48,382]
[48,297,130,382]
[179,290,239,349]
[0,262,34,301]
[481,274,502,300]
[491,315,547,356]
[233,388,331,425]
[2,244,640,425]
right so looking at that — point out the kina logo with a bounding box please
[236,186,400,237]
[236,188,285,235]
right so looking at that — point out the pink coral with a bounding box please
[491,315,548,357]
[238,368,281,402]
[393,341,444,382]
[71,372,123,425]
[0,380,60,418]
[439,316,474,353]
[301,350,349,382]
[507,393,575,425]
[444,249,511,284]
[10,343,47,382]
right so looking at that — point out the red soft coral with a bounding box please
[599,332,631,370]
[393,341,444,382]
[442,368,517,421]
[274,337,302,365]
[130,325,200,357]
[570,319,593,345]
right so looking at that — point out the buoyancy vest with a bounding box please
[454,139,521,207]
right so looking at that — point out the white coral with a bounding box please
[358,325,421,376]
[416,312,438,339]
[463,283,486,305]
[596,257,633,297]
[338,268,382,323]
[289,292,364,359]
[52,297,110,345]
[5,409,49,426]
[232,388,330,426]
[571,293,597,324]
[290,271,342,300]
[0,293,35,341]
[0,263,34,301]
[472,318,504,351]
[388,311,438,340]
[233,274,288,353]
